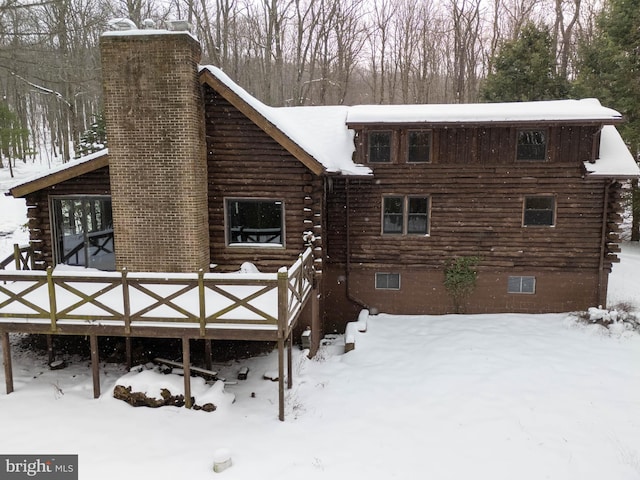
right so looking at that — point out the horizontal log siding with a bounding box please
[327,163,615,272]
[204,85,323,272]
[25,166,111,269]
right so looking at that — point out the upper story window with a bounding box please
[383,196,430,235]
[523,195,555,226]
[407,130,432,163]
[368,130,393,163]
[226,198,284,246]
[517,130,547,161]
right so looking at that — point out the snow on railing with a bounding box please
[0,248,314,336]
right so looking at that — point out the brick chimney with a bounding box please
[100,30,209,272]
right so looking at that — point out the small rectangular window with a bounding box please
[508,276,536,294]
[369,131,392,163]
[226,199,284,246]
[523,196,555,226]
[375,272,400,290]
[517,130,547,161]
[407,130,431,163]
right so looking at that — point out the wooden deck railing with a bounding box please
[0,244,34,271]
[0,248,314,337]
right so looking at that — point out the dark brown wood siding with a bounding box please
[25,166,111,269]
[324,124,621,324]
[204,84,323,272]
[327,165,613,270]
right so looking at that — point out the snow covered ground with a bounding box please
[0,163,639,479]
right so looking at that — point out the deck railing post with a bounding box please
[13,244,20,270]
[198,269,206,337]
[46,266,57,332]
[122,268,131,334]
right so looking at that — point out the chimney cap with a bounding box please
[107,17,137,31]
[165,19,192,31]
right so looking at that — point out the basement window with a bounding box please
[375,272,401,290]
[226,198,284,246]
[508,276,536,294]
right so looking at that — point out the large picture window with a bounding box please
[517,130,547,161]
[226,198,284,246]
[523,196,555,226]
[383,196,430,235]
[51,196,115,270]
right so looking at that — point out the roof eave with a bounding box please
[9,154,109,198]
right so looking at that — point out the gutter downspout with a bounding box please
[345,178,369,310]
[597,180,614,307]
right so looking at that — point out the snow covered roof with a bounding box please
[7,149,109,197]
[584,126,640,178]
[346,98,623,124]
[200,66,370,176]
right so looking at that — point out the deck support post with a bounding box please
[311,285,320,357]
[204,340,213,372]
[287,334,293,390]
[125,337,132,370]
[2,331,13,394]
[277,337,285,421]
[46,335,55,365]
[89,335,100,398]
[182,337,192,409]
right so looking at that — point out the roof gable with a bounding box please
[199,66,370,176]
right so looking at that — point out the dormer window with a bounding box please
[368,130,392,163]
[407,130,432,163]
[517,130,547,161]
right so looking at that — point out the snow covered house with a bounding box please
[7,29,640,333]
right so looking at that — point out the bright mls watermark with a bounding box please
[0,455,77,479]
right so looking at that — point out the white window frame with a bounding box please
[225,197,285,248]
[375,272,401,290]
[507,276,536,294]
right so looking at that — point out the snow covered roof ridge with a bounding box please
[346,98,623,124]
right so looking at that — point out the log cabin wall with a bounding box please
[203,84,324,273]
[323,124,619,328]
[24,166,111,269]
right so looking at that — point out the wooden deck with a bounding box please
[0,248,317,420]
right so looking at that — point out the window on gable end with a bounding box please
[226,198,284,246]
[517,130,547,161]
